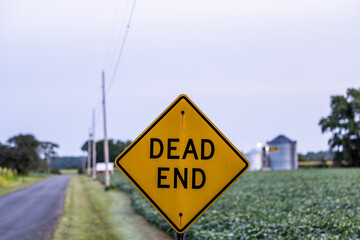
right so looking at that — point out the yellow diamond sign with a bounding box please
[115,94,249,233]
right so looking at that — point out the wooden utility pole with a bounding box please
[102,71,110,187]
[87,129,92,176]
[92,109,97,180]
[82,156,86,174]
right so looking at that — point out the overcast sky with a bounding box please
[0,0,359,156]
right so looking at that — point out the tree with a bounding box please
[81,139,131,166]
[39,141,59,173]
[298,154,308,162]
[0,143,14,169]
[319,88,360,166]
[6,134,41,175]
[0,143,5,167]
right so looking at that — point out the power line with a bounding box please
[86,0,137,161]
[107,0,137,94]
[103,0,131,71]
[94,0,135,119]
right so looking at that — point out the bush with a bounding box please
[0,168,18,185]
[104,184,117,191]
[50,168,61,174]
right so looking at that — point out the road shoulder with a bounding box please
[53,175,171,240]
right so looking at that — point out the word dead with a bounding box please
[150,138,215,189]
[150,138,214,160]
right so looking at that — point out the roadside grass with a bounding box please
[0,172,49,197]
[53,174,117,240]
[59,169,78,175]
[54,174,171,240]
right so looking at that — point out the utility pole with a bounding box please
[102,71,110,187]
[81,155,86,174]
[92,109,97,180]
[87,129,92,176]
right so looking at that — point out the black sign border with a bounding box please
[115,95,249,233]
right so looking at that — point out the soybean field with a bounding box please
[100,169,360,239]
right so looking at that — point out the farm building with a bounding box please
[96,162,115,174]
[265,135,298,170]
[245,149,263,171]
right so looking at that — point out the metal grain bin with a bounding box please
[266,135,298,170]
[245,149,262,171]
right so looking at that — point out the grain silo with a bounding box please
[245,149,262,171]
[265,135,298,170]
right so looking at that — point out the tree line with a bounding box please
[81,139,131,167]
[0,134,58,175]
[1,88,358,174]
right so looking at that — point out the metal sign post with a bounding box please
[175,231,186,240]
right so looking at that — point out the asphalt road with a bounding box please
[0,175,72,240]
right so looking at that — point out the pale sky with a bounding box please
[0,0,359,156]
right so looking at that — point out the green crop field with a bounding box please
[100,169,360,239]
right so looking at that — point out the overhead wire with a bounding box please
[107,0,137,94]
[89,0,137,142]
[103,0,131,72]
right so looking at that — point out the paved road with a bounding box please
[0,175,71,240]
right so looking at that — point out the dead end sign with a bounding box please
[114,94,249,233]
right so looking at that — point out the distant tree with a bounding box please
[298,154,308,162]
[0,143,5,167]
[110,139,132,162]
[81,139,131,165]
[5,134,41,175]
[81,140,92,153]
[305,151,332,161]
[319,88,360,166]
[39,141,59,173]
[0,143,14,169]
[53,156,82,169]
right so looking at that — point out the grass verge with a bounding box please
[0,174,49,197]
[59,169,78,175]
[53,175,170,240]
